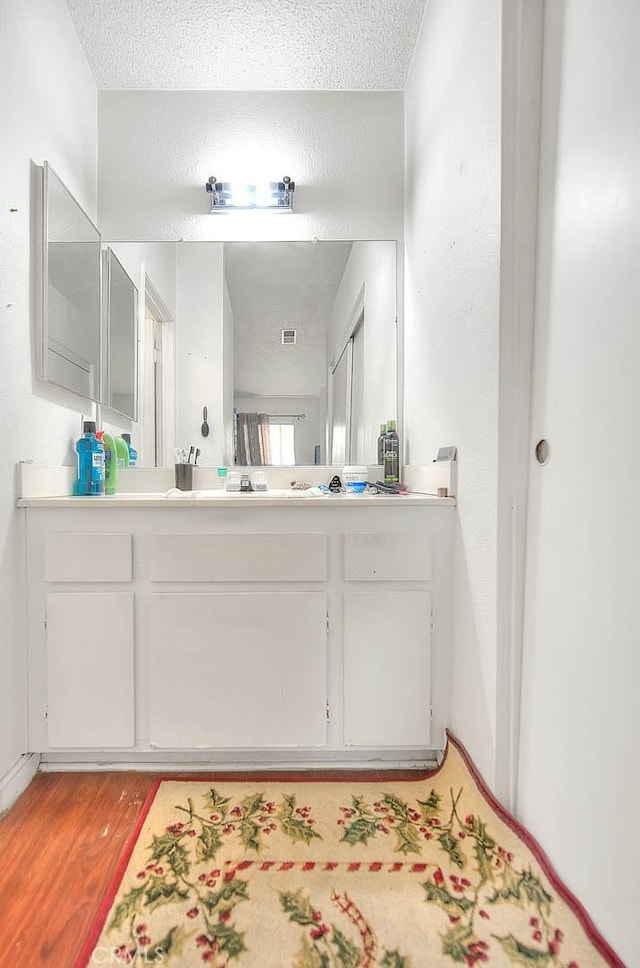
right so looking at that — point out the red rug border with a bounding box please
[441,730,624,968]
[74,736,624,968]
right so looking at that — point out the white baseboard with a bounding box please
[40,750,440,773]
[0,753,40,814]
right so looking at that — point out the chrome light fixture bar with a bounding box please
[206,175,295,213]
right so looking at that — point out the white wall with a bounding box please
[97,92,404,243]
[518,2,640,962]
[222,277,235,466]
[329,242,398,467]
[0,0,97,782]
[175,244,225,467]
[404,0,501,784]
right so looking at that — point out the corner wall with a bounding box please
[403,0,502,784]
[176,244,226,467]
[0,0,98,780]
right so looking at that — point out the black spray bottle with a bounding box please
[377,423,387,465]
[383,419,400,484]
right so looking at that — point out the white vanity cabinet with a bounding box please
[23,499,453,767]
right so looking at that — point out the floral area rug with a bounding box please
[77,734,621,967]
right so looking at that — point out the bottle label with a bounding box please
[92,453,105,467]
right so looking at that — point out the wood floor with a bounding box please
[0,768,424,967]
[0,772,156,967]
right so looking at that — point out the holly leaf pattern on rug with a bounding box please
[469,816,496,883]
[441,922,489,964]
[380,952,410,968]
[281,889,318,926]
[149,831,191,877]
[493,932,554,965]
[147,925,185,962]
[278,794,322,845]
[331,927,361,967]
[488,865,553,914]
[422,878,475,916]
[196,822,223,863]
[417,789,441,820]
[200,878,249,916]
[108,884,147,932]
[144,875,190,915]
[292,935,330,968]
[338,786,468,860]
[339,795,380,846]
[169,789,321,859]
[205,788,231,821]
[437,829,466,869]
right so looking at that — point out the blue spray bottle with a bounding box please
[121,433,138,466]
[73,421,105,496]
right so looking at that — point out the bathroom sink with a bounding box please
[190,488,316,499]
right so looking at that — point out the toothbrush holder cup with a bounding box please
[175,463,194,491]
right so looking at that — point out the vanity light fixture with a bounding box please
[205,175,295,213]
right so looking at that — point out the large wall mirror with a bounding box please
[37,162,102,400]
[104,240,398,468]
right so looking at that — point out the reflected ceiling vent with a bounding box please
[281,329,297,345]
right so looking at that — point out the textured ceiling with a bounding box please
[64,0,427,90]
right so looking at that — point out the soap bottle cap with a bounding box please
[121,433,131,444]
[388,419,397,431]
[380,423,387,434]
[83,420,97,435]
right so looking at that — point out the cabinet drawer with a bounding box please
[344,533,432,581]
[45,532,132,582]
[147,533,327,582]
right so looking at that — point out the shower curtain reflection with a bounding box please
[234,412,272,465]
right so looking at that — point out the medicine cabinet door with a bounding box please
[104,246,139,419]
[38,161,102,401]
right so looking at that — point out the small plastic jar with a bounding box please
[342,465,368,494]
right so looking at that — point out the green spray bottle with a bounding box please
[97,432,118,495]
[115,436,130,469]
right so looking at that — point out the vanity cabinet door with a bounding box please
[148,592,328,749]
[344,590,432,747]
[46,592,135,748]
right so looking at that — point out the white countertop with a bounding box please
[17,489,455,509]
